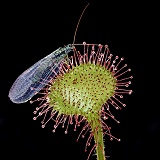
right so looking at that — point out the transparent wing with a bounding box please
[8,48,67,103]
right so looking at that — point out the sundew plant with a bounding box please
[8,4,132,160]
[30,42,133,160]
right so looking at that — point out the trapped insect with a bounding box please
[8,44,74,103]
[8,3,89,104]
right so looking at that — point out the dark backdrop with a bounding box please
[1,0,158,160]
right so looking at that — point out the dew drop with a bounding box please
[129,90,133,94]
[103,116,108,120]
[42,125,45,128]
[33,111,37,114]
[54,125,57,129]
[33,117,36,120]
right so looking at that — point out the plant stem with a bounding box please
[91,120,106,160]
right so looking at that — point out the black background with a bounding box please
[1,0,158,160]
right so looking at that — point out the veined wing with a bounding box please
[9,45,73,103]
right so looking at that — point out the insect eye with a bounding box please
[66,44,74,51]
[68,44,72,48]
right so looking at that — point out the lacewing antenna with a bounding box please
[72,3,90,45]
